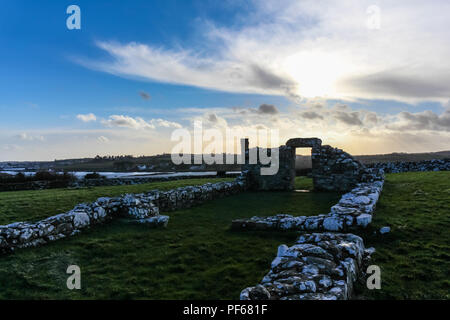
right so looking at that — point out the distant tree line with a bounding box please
[0,171,76,183]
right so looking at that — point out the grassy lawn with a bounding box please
[0,176,339,299]
[354,171,450,299]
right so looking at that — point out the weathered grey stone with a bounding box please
[323,216,343,231]
[356,214,372,227]
[286,138,322,148]
[380,226,390,234]
[71,211,90,229]
[134,215,170,228]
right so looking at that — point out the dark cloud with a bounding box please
[257,104,279,115]
[394,108,450,131]
[334,104,350,111]
[364,112,379,124]
[311,103,324,110]
[207,113,218,123]
[300,111,324,120]
[139,91,151,100]
[248,64,300,100]
[334,111,363,126]
[342,72,450,99]
[249,64,293,90]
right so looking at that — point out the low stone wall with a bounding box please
[240,233,374,300]
[232,169,384,232]
[0,177,248,254]
[0,192,164,253]
[153,179,247,212]
[366,158,450,173]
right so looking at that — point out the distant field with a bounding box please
[355,151,450,164]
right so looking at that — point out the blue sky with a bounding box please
[1,1,449,160]
[0,1,268,127]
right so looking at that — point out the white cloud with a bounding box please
[78,0,450,103]
[101,115,154,129]
[17,132,44,141]
[149,118,182,129]
[101,115,182,130]
[76,113,97,122]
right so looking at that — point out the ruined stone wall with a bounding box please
[0,193,164,254]
[150,177,247,212]
[242,146,295,191]
[312,145,367,192]
[240,233,374,300]
[0,177,248,254]
[366,158,450,173]
[243,137,371,192]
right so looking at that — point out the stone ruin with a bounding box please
[242,137,374,192]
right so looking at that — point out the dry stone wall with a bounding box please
[366,158,450,173]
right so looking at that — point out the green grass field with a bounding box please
[0,172,448,299]
[355,171,450,300]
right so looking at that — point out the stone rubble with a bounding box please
[240,233,374,300]
[0,178,248,254]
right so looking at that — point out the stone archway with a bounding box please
[242,137,368,192]
[285,137,322,188]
